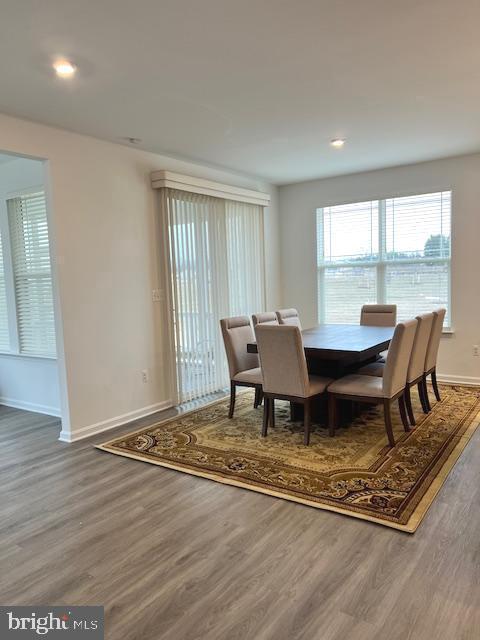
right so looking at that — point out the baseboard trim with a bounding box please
[59,400,174,443]
[436,374,480,387]
[0,396,61,417]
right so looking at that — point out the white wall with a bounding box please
[279,153,480,385]
[0,113,280,441]
[0,157,61,415]
[0,355,60,416]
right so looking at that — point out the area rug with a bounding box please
[97,385,480,532]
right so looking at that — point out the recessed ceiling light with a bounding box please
[330,138,345,148]
[53,60,76,78]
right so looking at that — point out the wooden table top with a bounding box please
[247,323,394,361]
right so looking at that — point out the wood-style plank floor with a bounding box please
[1,402,479,640]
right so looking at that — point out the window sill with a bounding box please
[442,328,454,335]
[0,351,57,362]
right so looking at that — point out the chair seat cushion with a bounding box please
[233,367,262,385]
[328,374,384,398]
[308,375,334,396]
[357,362,385,377]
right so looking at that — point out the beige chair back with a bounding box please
[407,313,434,384]
[425,308,446,371]
[255,325,309,397]
[276,308,302,329]
[360,304,397,327]
[252,312,278,327]
[220,316,258,379]
[382,319,418,398]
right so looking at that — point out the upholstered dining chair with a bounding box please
[360,304,397,327]
[276,308,302,329]
[360,304,397,361]
[423,308,446,410]
[358,313,434,426]
[220,316,263,418]
[327,319,418,447]
[255,325,332,445]
[252,312,279,326]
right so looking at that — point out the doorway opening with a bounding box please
[0,152,62,427]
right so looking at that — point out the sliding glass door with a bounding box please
[164,189,265,402]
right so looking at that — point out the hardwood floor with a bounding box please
[1,402,479,639]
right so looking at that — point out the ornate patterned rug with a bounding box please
[97,385,480,532]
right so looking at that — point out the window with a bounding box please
[0,231,9,351]
[316,191,451,327]
[3,190,57,357]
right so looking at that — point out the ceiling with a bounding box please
[0,0,479,184]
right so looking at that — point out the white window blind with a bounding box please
[164,188,265,402]
[0,230,9,351]
[317,191,451,326]
[7,191,57,357]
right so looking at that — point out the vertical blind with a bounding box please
[317,191,451,326]
[164,188,265,402]
[0,230,9,351]
[7,191,57,357]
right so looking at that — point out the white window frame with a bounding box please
[316,190,452,330]
[0,185,57,360]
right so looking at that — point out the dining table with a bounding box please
[247,323,395,420]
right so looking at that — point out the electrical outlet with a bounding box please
[141,369,149,383]
[473,345,479,357]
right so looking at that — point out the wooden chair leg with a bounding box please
[228,381,236,418]
[328,393,336,437]
[422,375,432,412]
[253,387,261,409]
[270,398,275,428]
[405,385,416,426]
[383,399,395,447]
[262,397,270,437]
[431,368,441,402]
[418,381,428,414]
[398,394,410,432]
[304,399,311,445]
